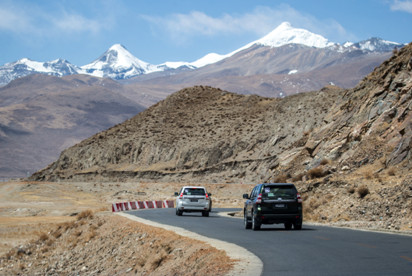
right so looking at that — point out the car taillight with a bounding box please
[205,193,209,200]
[179,193,184,199]
[256,193,262,204]
[297,193,302,203]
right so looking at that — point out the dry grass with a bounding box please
[307,167,326,179]
[364,171,373,179]
[292,173,305,182]
[387,167,396,176]
[77,210,94,220]
[273,174,288,183]
[320,158,330,166]
[348,187,356,194]
[38,232,49,242]
[357,185,369,198]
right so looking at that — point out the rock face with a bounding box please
[32,43,412,184]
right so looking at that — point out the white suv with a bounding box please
[175,186,212,217]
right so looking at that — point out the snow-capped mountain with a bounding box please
[80,44,161,79]
[0,22,406,86]
[255,22,335,49]
[352,37,403,52]
[0,58,81,85]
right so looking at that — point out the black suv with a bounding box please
[243,183,303,230]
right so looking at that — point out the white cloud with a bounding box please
[0,6,33,33]
[141,5,355,44]
[50,12,103,34]
[0,2,107,36]
[390,0,412,13]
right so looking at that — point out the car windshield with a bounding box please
[183,188,206,196]
[261,185,296,199]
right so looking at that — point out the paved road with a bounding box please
[129,208,412,276]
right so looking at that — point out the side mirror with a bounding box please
[208,193,212,196]
[174,192,179,196]
[243,193,249,199]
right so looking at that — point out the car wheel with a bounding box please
[284,222,292,230]
[176,209,183,216]
[202,211,209,217]
[244,213,252,229]
[252,213,261,231]
[293,222,302,230]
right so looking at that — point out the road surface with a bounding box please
[128,208,412,276]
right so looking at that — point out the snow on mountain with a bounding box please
[255,22,335,48]
[0,58,80,86]
[191,53,229,67]
[80,44,160,79]
[353,37,403,52]
[0,22,405,86]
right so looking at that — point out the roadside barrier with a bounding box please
[112,200,174,212]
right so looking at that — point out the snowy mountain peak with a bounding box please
[256,21,335,48]
[353,37,403,52]
[81,44,159,79]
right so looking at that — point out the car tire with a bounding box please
[284,222,292,230]
[176,209,183,216]
[202,211,209,217]
[252,213,261,231]
[244,213,252,229]
[293,223,302,230]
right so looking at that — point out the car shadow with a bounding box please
[257,226,316,231]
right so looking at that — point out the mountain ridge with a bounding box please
[0,22,404,86]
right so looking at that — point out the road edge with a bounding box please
[117,212,263,276]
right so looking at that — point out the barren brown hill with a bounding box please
[31,43,412,232]
[0,74,147,178]
[32,84,343,183]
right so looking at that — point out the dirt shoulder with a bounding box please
[0,181,254,275]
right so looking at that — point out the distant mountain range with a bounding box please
[0,22,404,86]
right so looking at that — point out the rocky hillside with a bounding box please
[31,44,411,184]
[31,84,343,183]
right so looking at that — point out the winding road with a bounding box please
[127,208,412,276]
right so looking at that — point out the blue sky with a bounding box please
[0,0,411,66]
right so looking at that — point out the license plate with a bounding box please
[190,199,198,202]
[275,204,285,208]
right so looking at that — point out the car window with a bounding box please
[262,185,296,199]
[251,186,257,198]
[183,188,206,196]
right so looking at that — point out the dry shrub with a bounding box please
[85,230,98,242]
[320,158,330,166]
[61,221,76,231]
[357,185,369,198]
[73,230,82,237]
[348,187,355,194]
[387,167,396,176]
[335,213,351,222]
[273,174,288,183]
[151,251,168,269]
[46,238,54,247]
[303,129,312,136]
[137,255,147,267]
[292,173,305,182]
[364,171,373,179]
[77,210,94,220]
[307,167,325,179]
[38,232,49,242]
